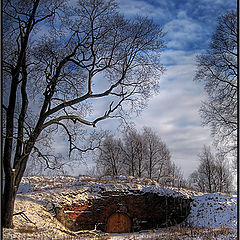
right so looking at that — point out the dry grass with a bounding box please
[16,226,38,234]
[4,226,236,240]
[159,226,235,239]
[55,227,236,240]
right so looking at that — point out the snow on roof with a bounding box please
[18,175,197,203]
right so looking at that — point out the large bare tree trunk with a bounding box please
[2,125,39,228]
[2,161,24,227]
[2,173,17,228]
[2,147,33,228]
[2,71,19,227]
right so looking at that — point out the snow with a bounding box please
[186,193,237,229]
[18,175,196,199]
[17,182,34,194]
[2,175,237,239]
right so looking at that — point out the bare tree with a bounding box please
[214,152,233,193]
[97,136,124,175]
[189,170,206,193]
[189,146,215,192]
[121,128,146,177]
[189,146,233,193]
[194,11,237,165]
[200,146,216,192]
[134,132,146,178]
[142,127,171,180]
[2,0,165,227]
[121,129,138,176]
[166,162,186,188]
[95,127,182,184]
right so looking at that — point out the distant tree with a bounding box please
[189,146,233,193]
[97,136,124,176]
[142,127,171,180]
[96,127,175,181]
[121,128,146,177]
[167,162,186,188]
[121,129,137,176]
[200,146,216,193]
[134,132,146,178]
[194,11,237,166]
[189,170,207,192]
[214,152,233,193]
[2,0,165,228]
[189,146,215,192]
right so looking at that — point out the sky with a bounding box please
[51,0,237,179]
[89,0,237,178]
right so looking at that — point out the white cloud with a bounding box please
[164,17,205,50]
[116,0,173,22]
[162,49,191,63]
[133,51,212,177]
[52,136,68,154]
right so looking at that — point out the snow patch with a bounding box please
[185,193,237,229]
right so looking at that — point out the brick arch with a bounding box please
[56,192,192,232]
[107,212,132,233]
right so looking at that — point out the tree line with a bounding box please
[94,128,234,193]
[95,127,185,187]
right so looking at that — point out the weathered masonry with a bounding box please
[55,191,192,233]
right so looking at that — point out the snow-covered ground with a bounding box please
[2,175,237,239]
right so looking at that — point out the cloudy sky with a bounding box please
[51,0,237,178]
[89,0,237,178]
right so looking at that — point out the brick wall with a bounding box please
[56,191,191,232]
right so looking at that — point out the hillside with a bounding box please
[2,175,237,239]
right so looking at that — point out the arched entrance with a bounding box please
[107,212,131,233]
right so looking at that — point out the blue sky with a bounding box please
[54,0,237,178]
